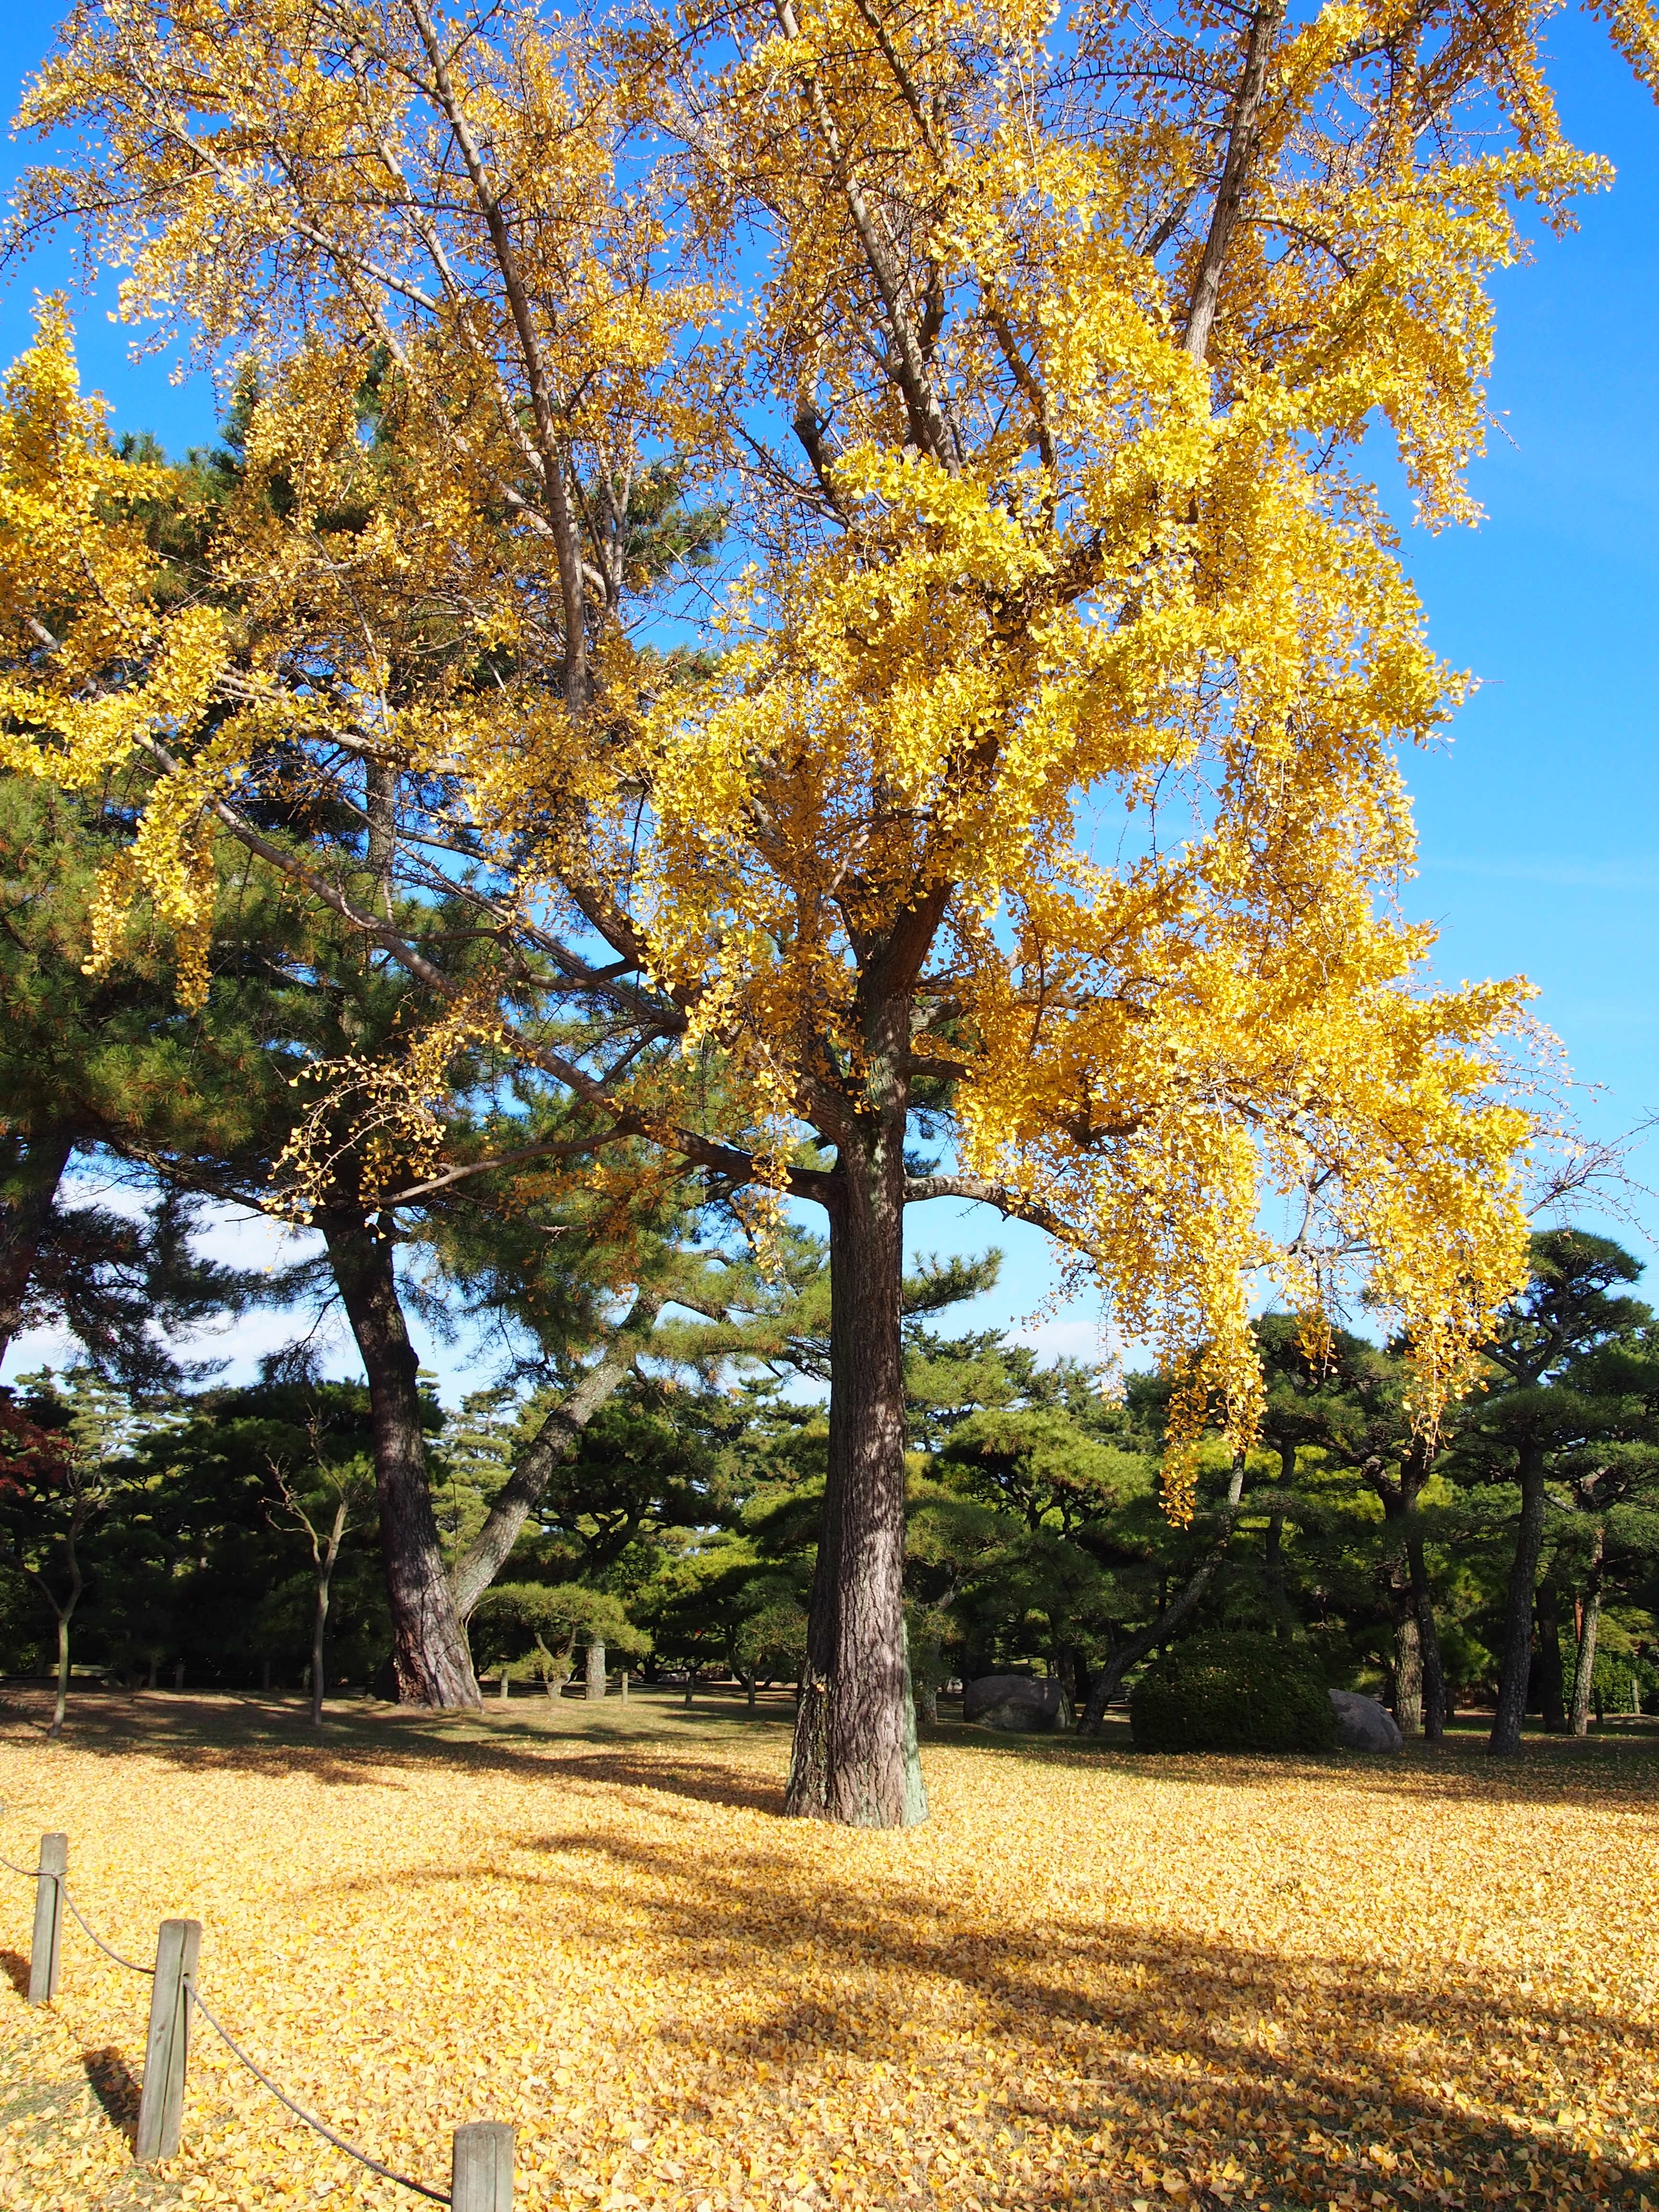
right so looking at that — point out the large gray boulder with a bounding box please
[1329,1688,1404,1752]
[964,1674,1072,1732]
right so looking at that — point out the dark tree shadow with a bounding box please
[0,1687,797,1793]
[422,1814,1650,2207]
[545,1750,785,1813]
[318,1804,1659,2204]
[0,1949,28,1999]
[929,1711,1659,1814]
[8,1684,1653,1820]
[12,1686,1655,2205]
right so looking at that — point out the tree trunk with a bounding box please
[499,1669,511,1701]
[1081,1457,1246,1732]
[1536,1580,1567,1732]
[1407,1537,1445,1740]
[49,1607,70,1741]
[322,1217,479,1708]
[0,1130,72,1369]
[585,1640,606,1700]
[1490,1447,1548,1755]
[311,1574,329,1725]
[1394,1609,1423,1736]
[309,1496,347,1728]
[1569,1527,1603,1737]
[786,1124,922,1826]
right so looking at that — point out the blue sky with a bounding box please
[2,6,1656,1392]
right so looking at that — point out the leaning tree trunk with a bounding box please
[785,1123,924,1827]
[1569,1526,1604,1737]
[311,1575,333,1723]
[0,1130,72,1368]
[1080,1455,1246,1732]
[1490,1447,1548,1756]
[447,1288,663,1619]
[322,1216,479,1708]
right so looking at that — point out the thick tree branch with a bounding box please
[403,0,589,704]
[902,1173,1092,1249]
[380,1136,607,1205]
[1183,1,1286,365]
[773,0,955,468]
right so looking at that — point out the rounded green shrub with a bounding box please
[1129,1632,1336,1754]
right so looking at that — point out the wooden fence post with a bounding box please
[135,1918,201,2163]
[26,1833,66,2004]
[452,2119,515,2210]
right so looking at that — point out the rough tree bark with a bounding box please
[785,1111,923,1826]
[1370,1443,1443,1740]
[1181,0,1287,364]
[48,1581,77,1742]
[1569,1525,1604,1737]
[321,1215,480,1707]
[585,1639,606,1700]
[1393,1606,1423,1736]
[1490,1444,1549,1755]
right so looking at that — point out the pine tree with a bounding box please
[11,0,1659,1817]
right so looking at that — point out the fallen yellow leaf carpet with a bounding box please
[0,1692,1653,2212]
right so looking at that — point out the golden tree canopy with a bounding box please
[5,0,1652,1511]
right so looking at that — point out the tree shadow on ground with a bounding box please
[0,1688,799,1798]
[0,1949,26,2000]
[8,1688,1656,1824]
[532,1750,785,1812]
[929,1712,1659,1814]
[471,1819,1652,2209]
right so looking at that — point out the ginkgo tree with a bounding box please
[2,0,1655,1824]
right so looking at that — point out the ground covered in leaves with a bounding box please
[0,1690,1654,2212]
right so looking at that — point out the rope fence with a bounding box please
[186,1984,449,2203]
[0,1822,515,2207]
